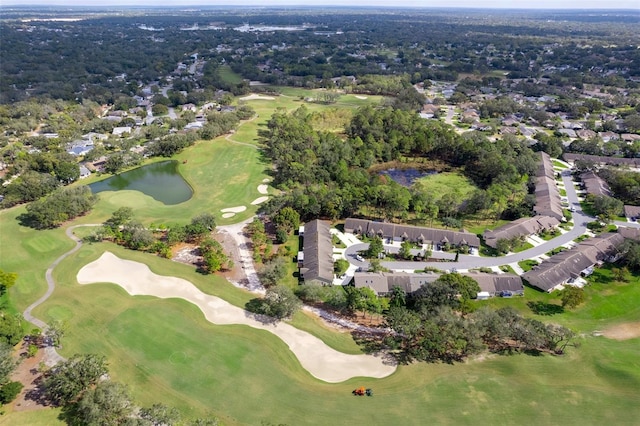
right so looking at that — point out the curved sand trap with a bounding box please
[239,94,275,101]
[221,206,247,213]
[601,322,640,340]
[77,252,395,382]
[221,213,235,219]
[257,184,268,195]
[251,196,269,205]
[355,95,368,99]
[262,178,271,183]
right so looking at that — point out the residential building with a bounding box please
[299,219,334,284]
[533,152,564,221]
[483,216,559,249]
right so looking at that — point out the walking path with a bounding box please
[23,224,101,367]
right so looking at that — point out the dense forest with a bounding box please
[259,105,538,223]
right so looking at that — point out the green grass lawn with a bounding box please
[218,65,243,85]
[0,408,63,426]
[2,90,640,425]
[518,259,539,272]
[414,171,476,201]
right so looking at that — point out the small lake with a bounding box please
[89,161,193,205]
[380,168,436,187]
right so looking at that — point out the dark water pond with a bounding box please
[89,161,193,205]
[379,168,436,187]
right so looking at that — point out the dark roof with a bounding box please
[581,171,611,197]
[354,272,440,294]
[533,152,564,221]
[354,271,523,296]
[618,226,640,241]
[624,205,640,219]
[522,233,624,292]
[563,153,640,168]
[483,216,559,248]
[464,272,524,295]
[300,220,334,284]
[344,218,480,247]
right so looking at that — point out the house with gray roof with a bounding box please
[580,171,611,197]
[522,232,624,292]
[354,271,523,297]
[563,153,640,168]
[299,219,334,284]
[344,218,480,248]
[533,152,564,221]
[483,216,560,249]
[623,205,640,221]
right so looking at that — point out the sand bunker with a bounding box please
[601,322,640,340]
[221,213,235,219]
[77,252,395,382]
[251,196,269,205]
[355,95,368,99]
[262,178,271,183]
[239,94,275,101]
[257,184,268,195]
[221,206,247,213]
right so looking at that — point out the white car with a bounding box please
[355,254,364,262]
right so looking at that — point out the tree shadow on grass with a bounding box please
[527,301,564,316]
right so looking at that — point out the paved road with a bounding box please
[23,224,100,366]
[346,170,593,271]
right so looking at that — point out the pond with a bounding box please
[89,161,193,205]
[379,168,436,187]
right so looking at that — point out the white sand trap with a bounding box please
[601,322,640,340]
[251,196,269,205]
[77,252,395,382]
[221,213,235,219]
[221,206,247,213]
[257,184,268,195]
[262,178,271,183]
[239,94,275,101]
[355,95,368,99]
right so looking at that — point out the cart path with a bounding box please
[23,224,101,366]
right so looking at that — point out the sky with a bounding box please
[2,0,639,9]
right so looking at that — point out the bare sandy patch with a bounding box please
[262,178,271,183]
[221,206,247,213]
[601,322,640,340]
[257,184,268,195]
[239,94,275,101]
[251,196,269,205]
[354,95,368,99]
[77,252,395,382]
[221,212,235,219]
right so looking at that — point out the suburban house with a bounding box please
[79,165,91,179]
[354,271,524,298]
[299,219,334,284]
[580,171,611,197]
[533,152,564,221]
[522,232,624,292]
[354,271,440,295]
[624,205,640,221]
[563,153,640,169]
[112,126,132,136]
[344,218,480,249]
[618,226,640,241]
[483,215,560,249]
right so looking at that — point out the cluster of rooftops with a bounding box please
[297,152,640,297]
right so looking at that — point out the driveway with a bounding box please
[345,170,594,271]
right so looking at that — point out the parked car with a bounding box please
[355,254,364,262]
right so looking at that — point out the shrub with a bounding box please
[0,381,23,404]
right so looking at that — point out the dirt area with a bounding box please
[9,344,48,412]
[214,229,246,284]
[601,322,640,340]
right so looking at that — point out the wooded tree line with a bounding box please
[378,273,575,363]
[259,105,538,223]
[41,353,220,425]
[93,208,232,273]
